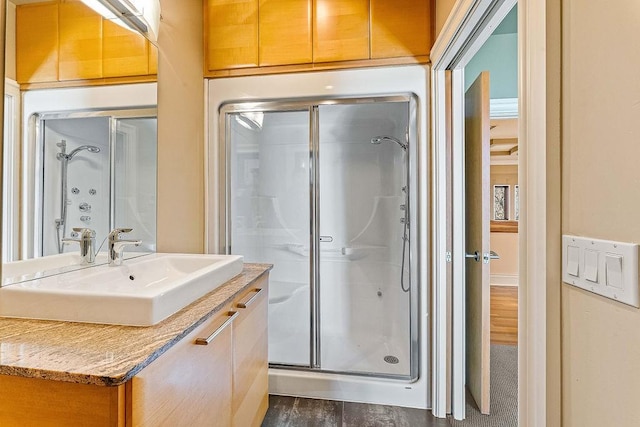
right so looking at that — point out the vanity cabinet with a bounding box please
[232,285,269,427]
[0,274,269,427]
[129,308,235,426]
[204,0,432,77]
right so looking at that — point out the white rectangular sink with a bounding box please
[0,253,244,326]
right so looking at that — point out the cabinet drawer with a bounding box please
[232,277,269,427]
[130,307,236,427]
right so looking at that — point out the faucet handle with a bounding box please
[72,227,96,237]
[114,228,133,234]
[109,228,133,239]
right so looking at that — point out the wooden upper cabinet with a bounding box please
[370,0,431,59]
[259,0,312,66]
[103,19,150,77]
[59,0,103,80]
[205,0,259,71]
[16,2,59,84]
[313,0,369,63]
[148,42,158,75]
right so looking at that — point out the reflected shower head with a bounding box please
[370,136,408,151]
[59,145,101,160]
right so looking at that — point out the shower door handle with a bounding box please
[319,236,333,243]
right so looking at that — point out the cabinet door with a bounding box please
[370,0,431,59]
[130,309,236,426]
[232,277,269,427]
[259,0,312,66]
[205,0,259,71]
[148,42,158,75]
[59,0,103,80]
[16,2,59,84]
[103,18,150,77]
[312,0,369,63]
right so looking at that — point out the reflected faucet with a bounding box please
[108,228,142,266]
[62,227,96,264]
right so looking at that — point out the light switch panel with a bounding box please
[562,235,639,307]
[584,249,599,282]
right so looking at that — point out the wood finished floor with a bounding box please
[490,285,518,346]
[261,395,450,427]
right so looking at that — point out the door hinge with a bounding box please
[445,251,452,263]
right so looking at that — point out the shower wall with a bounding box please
[40,115,157,257]
[42,118,110,256]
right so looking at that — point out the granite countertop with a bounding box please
[0,263,272,387]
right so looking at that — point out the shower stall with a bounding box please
[31,109,157,258]
[219,96,419,381]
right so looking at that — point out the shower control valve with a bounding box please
[71,187,80,195]
[80,215,91,223]
[89,189,97,196]
[79,202,91,213]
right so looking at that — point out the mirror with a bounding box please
[2,0,158,284]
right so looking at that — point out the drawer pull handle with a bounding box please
[236,288,263,309]
[195,311,238,345]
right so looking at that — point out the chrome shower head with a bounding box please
[59,145,101,160]
[370,136,408,151]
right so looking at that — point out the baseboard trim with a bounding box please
[491,274,519,287]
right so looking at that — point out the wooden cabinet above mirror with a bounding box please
[16,0,157,88]
[204,0,432,77]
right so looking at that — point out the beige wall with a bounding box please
[156,0,204,253]
[562,0,640,425]
[490,232,517,278]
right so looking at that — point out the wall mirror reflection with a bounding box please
[2,0,158,285]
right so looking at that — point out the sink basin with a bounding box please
[0,253,244,326]
[1,252,149,286]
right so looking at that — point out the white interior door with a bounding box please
[464,71,491,415]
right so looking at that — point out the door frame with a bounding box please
[217,95,421,381]
[430,0,561,423]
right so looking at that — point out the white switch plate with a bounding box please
[562,235,640,307]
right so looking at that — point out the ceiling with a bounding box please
[490,118,518,165]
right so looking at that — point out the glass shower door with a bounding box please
[113,117,158,252]
[317,102,412,376]
[228,109,311,366]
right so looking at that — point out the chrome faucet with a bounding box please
[62,227,96,264]
[108,228,142,266]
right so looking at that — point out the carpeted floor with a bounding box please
[449,345,518,427]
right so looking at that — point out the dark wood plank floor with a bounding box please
[490,285,518,345]
[262,395,449,427]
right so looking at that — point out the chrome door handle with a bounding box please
[319,236,333,242]
[465,251,480,262]
[483,251,501,264]
[195,311,238,345]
